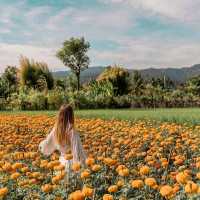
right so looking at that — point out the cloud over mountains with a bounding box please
[0,0,200,72]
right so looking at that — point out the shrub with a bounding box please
[94,95,116,108]
[28,91,47,110]
[113,95,131,108]
[0,98,7,110]
[87,80,114,98]
[47,90,68,110]
[68,91,92,109]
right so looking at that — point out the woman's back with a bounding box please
[39,127,87,165]
[39,104,87,173]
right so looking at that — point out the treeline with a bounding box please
[1,57,200,110]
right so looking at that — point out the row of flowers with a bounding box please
[0,115,200,199]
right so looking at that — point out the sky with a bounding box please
[0,0,200,72]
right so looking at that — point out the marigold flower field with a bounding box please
[0,114,200,199]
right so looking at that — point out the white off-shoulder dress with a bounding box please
[39,127,87,173]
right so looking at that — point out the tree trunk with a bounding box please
[76,73,80,91]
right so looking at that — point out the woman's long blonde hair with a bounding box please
[55,104,74,146]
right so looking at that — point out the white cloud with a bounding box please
[0,1,200,73]
[0,43,63,72]
[90,38,200,69]
[32,6,136,48]
[1,38,200,73]
[45,6,135,36]
[100,0,200,23]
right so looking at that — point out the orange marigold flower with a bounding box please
[116,165,126,173]
[52,175,62,184]
[69,190,84,200]
[116,165,129,176]
[176,172,189,184]
[160,185,173,197]
[12,162,23,170]
[174,159,184,165]
[184,181,198,194]
[40,160,48,168]
[144,178,157,187]
[2,163,12,171]
[54,164,65,171]
[82,186,93,197]
[196,172,200,179]
[117,180,124,187]
[139,166,150,175]
[0,187,8,197]
[108,185,118,193]
[104,158,117,166]
[85,157,95,166]
[161,161,169,168]
[103,194,113,200]
[91,164,101,172]
[72,162,81,172]
[41,184,53,193]
[10,172,20,180]
[31,172,41,178]
[131,180,144,189]
[80,169,90,179]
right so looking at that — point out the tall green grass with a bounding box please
[1,108,200,124]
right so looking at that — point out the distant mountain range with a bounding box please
[139,64,200,83]
[53,66,106,83]
[53,64,200,83]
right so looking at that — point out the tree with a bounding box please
[54,79,66,90]
[97,65,129,95]
[151,76,174,90]
[1,66,18,96]
[19,56,54,90]
[56,37,90,91]
[186,75,200,95]
[65,73,77,92]
[2,66,18,86]
[0,77,9,98]
[128,71,144,95]
[144,83,164,108]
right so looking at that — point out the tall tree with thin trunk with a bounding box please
[56,37,90,91]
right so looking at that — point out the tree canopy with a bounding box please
[97,65,129,95]
[56,37,90,90]
[19,56,54,90]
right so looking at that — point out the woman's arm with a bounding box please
[39,127,56,156]
[71,130,87,165]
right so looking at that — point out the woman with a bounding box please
[39,104,87,173]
